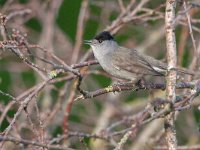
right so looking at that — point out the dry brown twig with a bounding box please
[71,0,89,64]
[0,135,74,150]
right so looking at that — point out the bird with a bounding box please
[85,31,194,83]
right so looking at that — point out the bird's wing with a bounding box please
[112,47,167,76]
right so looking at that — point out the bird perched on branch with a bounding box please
[85,31,195,83]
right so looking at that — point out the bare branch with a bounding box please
[165,0,178,149]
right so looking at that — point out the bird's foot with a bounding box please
[136,78,147,90]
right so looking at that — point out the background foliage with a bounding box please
[0,0,200,150]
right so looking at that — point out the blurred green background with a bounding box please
[0,0,200,149]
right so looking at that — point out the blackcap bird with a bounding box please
[85,31,194,83]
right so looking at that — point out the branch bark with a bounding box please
[164,0,177,149]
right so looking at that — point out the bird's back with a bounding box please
[112,46,167,77]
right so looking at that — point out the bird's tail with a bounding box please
[175,67,199,76]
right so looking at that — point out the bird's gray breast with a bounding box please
[92,43,139,81]
[98,52,139,81]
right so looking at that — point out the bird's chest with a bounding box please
[97,54,131,79]
[93,50,139,81]
[96,53,115,73]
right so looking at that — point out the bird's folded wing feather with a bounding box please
[112,47,167,76]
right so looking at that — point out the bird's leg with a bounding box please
[135,77,147,89]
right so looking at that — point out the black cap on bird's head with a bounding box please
[84,31,114,45]
[94,31,114,42]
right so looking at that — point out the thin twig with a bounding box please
[71,0,88,63]
[0,135,74,150]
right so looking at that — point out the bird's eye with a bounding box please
[98,39,102,43]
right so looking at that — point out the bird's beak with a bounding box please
[84,40,92,45]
